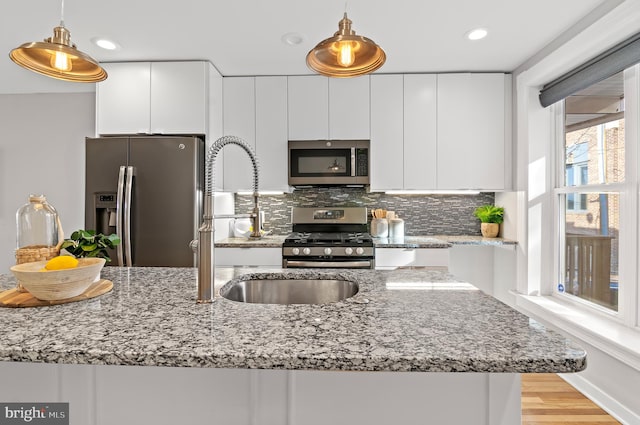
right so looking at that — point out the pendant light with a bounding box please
[306,12,386,78]
[9,0,107,83]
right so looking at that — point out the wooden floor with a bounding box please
[522,374,620,424]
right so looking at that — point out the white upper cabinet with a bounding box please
[150,62,207,135]
[223,77,256,192]
[255,76,288,191]
[329,77,370,139]
[219,72,510,192]
[96,61,210,136]
[222,76,289,192]
[288,76,329,140]
[404,74,437,189]
[370,74,403,191]
[370,74,437,191]
[436,73,508,190]
[370,73,508,191]
[288,75,370,141]
[208,69,225,191]
[97,62,150,135]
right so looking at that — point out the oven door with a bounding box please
[283,258,374,269]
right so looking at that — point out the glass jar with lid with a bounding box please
[15,194,61,264]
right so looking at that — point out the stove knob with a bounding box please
[292,247,300,256]
[303,247,311,255]
[324,248,332,256]
[356,247,365,256]
[345,247,354,256]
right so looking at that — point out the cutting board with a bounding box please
[0,279,113,308]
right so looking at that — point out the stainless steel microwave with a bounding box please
[288,140,370,186]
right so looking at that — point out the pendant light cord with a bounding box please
[59,0,65,26]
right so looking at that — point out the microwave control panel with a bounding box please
[355,148,369,176]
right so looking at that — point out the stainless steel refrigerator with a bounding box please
[85,136,204,267]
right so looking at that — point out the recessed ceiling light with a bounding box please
[281,32,305,46]
[91,37,120,50]
[466,28,488,41]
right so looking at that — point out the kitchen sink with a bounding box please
[220,278,359,305]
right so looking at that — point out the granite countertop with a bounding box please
[0,267,584,373]
[439,235,518,246]
[216,234,517,248]
[215,234,287,247]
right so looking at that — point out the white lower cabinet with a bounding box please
[0,363,521,425]
[375,248,450,269]
[448,244,516,299]
[449,245,495,294]
[0,362,59,401]
[215,247,281,267]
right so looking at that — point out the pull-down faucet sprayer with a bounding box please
[195,135,261,303]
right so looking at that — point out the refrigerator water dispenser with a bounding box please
[93,193,117,236]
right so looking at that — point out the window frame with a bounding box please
[551,65,640,329]
[548,65,640,328]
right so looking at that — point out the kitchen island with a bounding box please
[0,267,584,424]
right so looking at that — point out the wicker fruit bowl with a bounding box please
[10,258,105,301]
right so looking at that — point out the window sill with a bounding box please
[514,293,640,371]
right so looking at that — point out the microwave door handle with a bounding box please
[115,166,126,266]
[124,166,134,267]
[350,148,356,177]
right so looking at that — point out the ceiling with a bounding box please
[0,0,616,95]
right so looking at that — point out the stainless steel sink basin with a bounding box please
[220,278,359,304]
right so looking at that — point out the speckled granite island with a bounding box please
[0,267,583,425]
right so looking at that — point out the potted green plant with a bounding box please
[60,230,121,263]
[473,205,504,238]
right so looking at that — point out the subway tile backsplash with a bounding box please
[235,187,495,236]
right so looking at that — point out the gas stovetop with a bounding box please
[283,232,373,247]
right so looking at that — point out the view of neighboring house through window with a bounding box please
[565,142,589,212]
[559,71,625,311]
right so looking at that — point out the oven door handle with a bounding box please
[284,260,373,268]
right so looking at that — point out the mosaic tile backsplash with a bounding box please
[235,187,495,236]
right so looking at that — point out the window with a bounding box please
[556,72,626,312]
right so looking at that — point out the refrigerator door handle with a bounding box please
[115,166,126,267]
[124,166,135,267]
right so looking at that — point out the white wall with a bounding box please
[0,93,94,273]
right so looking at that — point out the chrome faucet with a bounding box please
[195,135,262,303]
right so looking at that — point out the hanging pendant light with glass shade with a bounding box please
[306,12,386,78]
[9,0,107,83]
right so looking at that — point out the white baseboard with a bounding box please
[560,373,640,425]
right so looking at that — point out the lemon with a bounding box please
[44,256,79,271]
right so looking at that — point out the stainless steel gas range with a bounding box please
[282,207,375,269]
